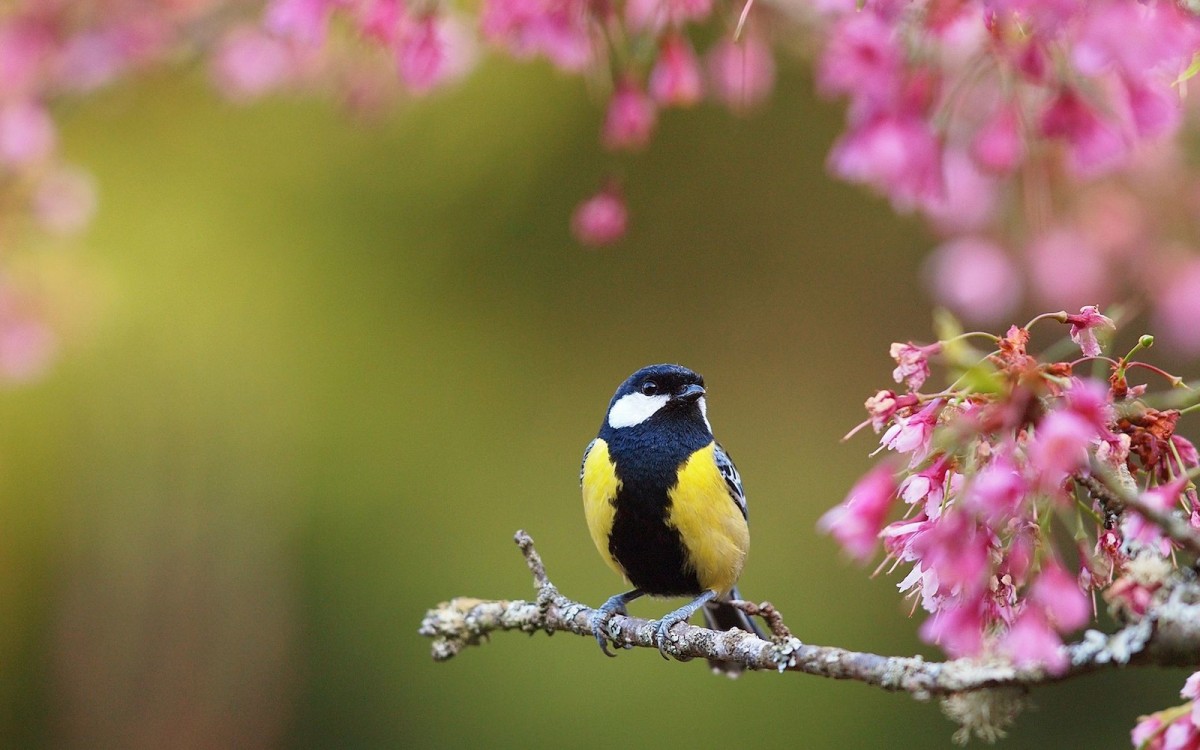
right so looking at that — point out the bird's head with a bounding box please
[605,363,712,433]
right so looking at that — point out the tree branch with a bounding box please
[419,531,1200,698]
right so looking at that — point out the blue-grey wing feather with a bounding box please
[713,442,747,520]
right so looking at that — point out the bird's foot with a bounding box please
[654,615,685,660]
[590,590,642,657]
[653,590,720,661]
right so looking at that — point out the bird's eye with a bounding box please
[640,381,659,396]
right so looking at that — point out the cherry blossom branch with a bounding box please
[1080,467,1200,558]
[419,531,1200,697]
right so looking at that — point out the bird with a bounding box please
[580,363,762,674]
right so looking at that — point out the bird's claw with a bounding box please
[654,617,680,660]
[590,598,630,657]
[590,610,617,657]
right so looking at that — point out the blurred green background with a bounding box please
[0,56,1189,748]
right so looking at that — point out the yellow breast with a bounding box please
[581,439,625,579]
[666,442,749,595]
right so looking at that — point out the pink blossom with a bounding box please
[57,29,133,93]
[1064,377,1113,432]
[1071,3,1198,80]
[1164,722,1200,750]
[864,390,897,432]
[1187,673,1200,735]
[909,512,990,595]
[395,16,448,93]
[889,341,940,391]
[917,596,984,658]
[705,35,775,114]
[648,36,702,108]
[990,0,1082,31]
[963,454,1027,523]
[1183,671,1200,701]
[880,399,941,462]
[818,463,898,562]
[881,516,932,564]
[971,104,1024,174]
[1029,558,1089,631]
[480,0,593,71]
[571,186,627,247]
[1106,570,1159,618]
[1122,76,1181,140]
[998,608,1066,673]
[864,389,917,433]
[0,100,55,167]
[0,21,54,98]
[1011,37,1049,82]
[602,80,656,151]
[1172,436,1200,476]
[360,0,407,44]
[1132,715,1165,750]
[1039,89,1128,177]
[212,28,295,101]
[265,0,336,45]
[1096,431,1132,469]
[1030,409,1096,483]
[817,13,902,107]
[1065,305,1114,357]
[1124,477,1188,554]
[828,113,942,210]
[899,459,952,519]
[924,236,1020,323]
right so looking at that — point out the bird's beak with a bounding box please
[673,384,706,403]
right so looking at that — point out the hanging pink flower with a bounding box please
[1065,305,1114,357]
[602,79,657,151]
[648,36,702,108]
[571,185,627,246]
[818,463,899,562]
[705,34,775,113]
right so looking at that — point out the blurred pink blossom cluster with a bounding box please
[822,307,1200,674]
[0,2,159,236]
[809,1,1200,353]
[238,0,776,245]
[476,0,777,245]
[0,1,187,380]
[9,0,1200,378]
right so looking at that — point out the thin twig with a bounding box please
[419,531,1200,697]
[1080,466,1200,558]
[728,599,793,641]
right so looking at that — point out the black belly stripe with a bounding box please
[600,411,714,597]
[607,467,705,596]
[608,492,702,596]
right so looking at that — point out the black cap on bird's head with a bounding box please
[604,363,711,432]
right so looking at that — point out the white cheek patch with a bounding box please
[698,396,713,433]
[608,392,670,429]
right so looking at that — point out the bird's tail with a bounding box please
[701,586,765,678]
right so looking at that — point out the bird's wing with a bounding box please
[713,442,747,520]
[580,438,597,486]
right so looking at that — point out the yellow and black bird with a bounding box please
[580,363,761,673]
